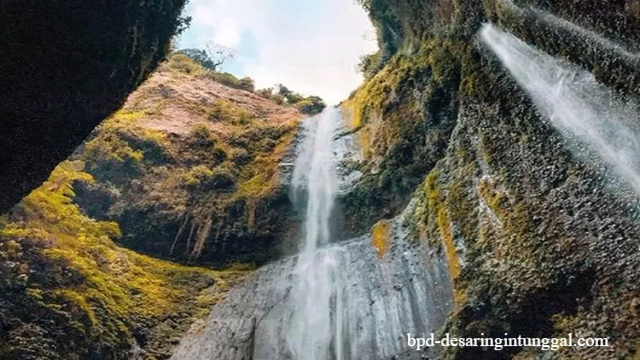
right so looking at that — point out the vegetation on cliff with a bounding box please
[348,0,640,358]
[5,0,640,358]
[0,50,315,358]
[72,53,311,266]
[0,161,252,359]
[341,1,466,236]
[171,49,326,115]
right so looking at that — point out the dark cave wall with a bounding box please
[0,0,189,214]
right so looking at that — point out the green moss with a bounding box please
[339,34,468,236]
[0,161,252,358]
[83,131,144,179]
[183,165,215,188]
[208,99,254,125]
[477,177,510,220]
[447,168,477,241]
[166,53,204,75]
[183,165,236,191]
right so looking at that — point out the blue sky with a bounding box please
[177,0,378,104]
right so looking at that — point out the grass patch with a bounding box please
[0,162,252,359]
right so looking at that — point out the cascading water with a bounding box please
[286,107,342,359]
[170,107,453,360]
[481,24,640,196]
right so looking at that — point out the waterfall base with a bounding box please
[171,220,452,360]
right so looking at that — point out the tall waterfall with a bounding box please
[481,24,640,196]
[170,108,453,360]
[286,107,343,359]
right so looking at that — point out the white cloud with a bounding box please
[211,18,241,47]
[182,0,378,104]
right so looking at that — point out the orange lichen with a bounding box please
[425,170,460,280]
[371,219,392,258]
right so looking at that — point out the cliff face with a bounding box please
[0,55,303,359]
[0,0,189,215]
[72,56,303,265]
[0,159,253,359]
[346,0,640,358]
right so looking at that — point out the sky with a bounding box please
[177,0,378,104]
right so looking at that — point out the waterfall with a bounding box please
[170,108,453,360]
[287,107,342,359]
[481,24,640,196]
[291,106,340,252]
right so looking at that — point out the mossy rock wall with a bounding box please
[72,59,304,267]
[0,161,254,359]
[349,0,640,357]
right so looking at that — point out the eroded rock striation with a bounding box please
[342,0,640,358]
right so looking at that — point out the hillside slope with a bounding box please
[0,161,253,359]
[0,54,306,359]
[73,55,305,265]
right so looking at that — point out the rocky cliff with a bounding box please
[0,0,189,215]
[4,1,640,359]
[342,0,640,358]
[0,54,306,359]
[71,54,304,265]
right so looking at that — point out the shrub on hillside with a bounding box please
[358,51,383,79]
[168,50,255,92]
[208,99,253,124]
[276,85,326,115]
[83,130,144,181]
[203,72,255,92]
[175,45,235,72]
[295,96,326,115]
[191,124,216,147]
[229,148,252,165]
[256,88,286,105]
[167,53,203,75]
[183,165,236,191]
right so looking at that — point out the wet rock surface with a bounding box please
[171,221,453,360]
[338,0,640,358]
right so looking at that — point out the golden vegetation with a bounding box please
[0,161,252,359]
[344,37,467,159]
[71,54,303,264]
[371,219,392,258]
[424,170,460,281]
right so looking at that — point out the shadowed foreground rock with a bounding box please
[0,0,188,213]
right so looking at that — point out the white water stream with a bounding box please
[287,107,343,359]
[481,23,640,196]
[170,108,453,360]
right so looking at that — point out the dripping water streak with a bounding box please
[481,24,640,196]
